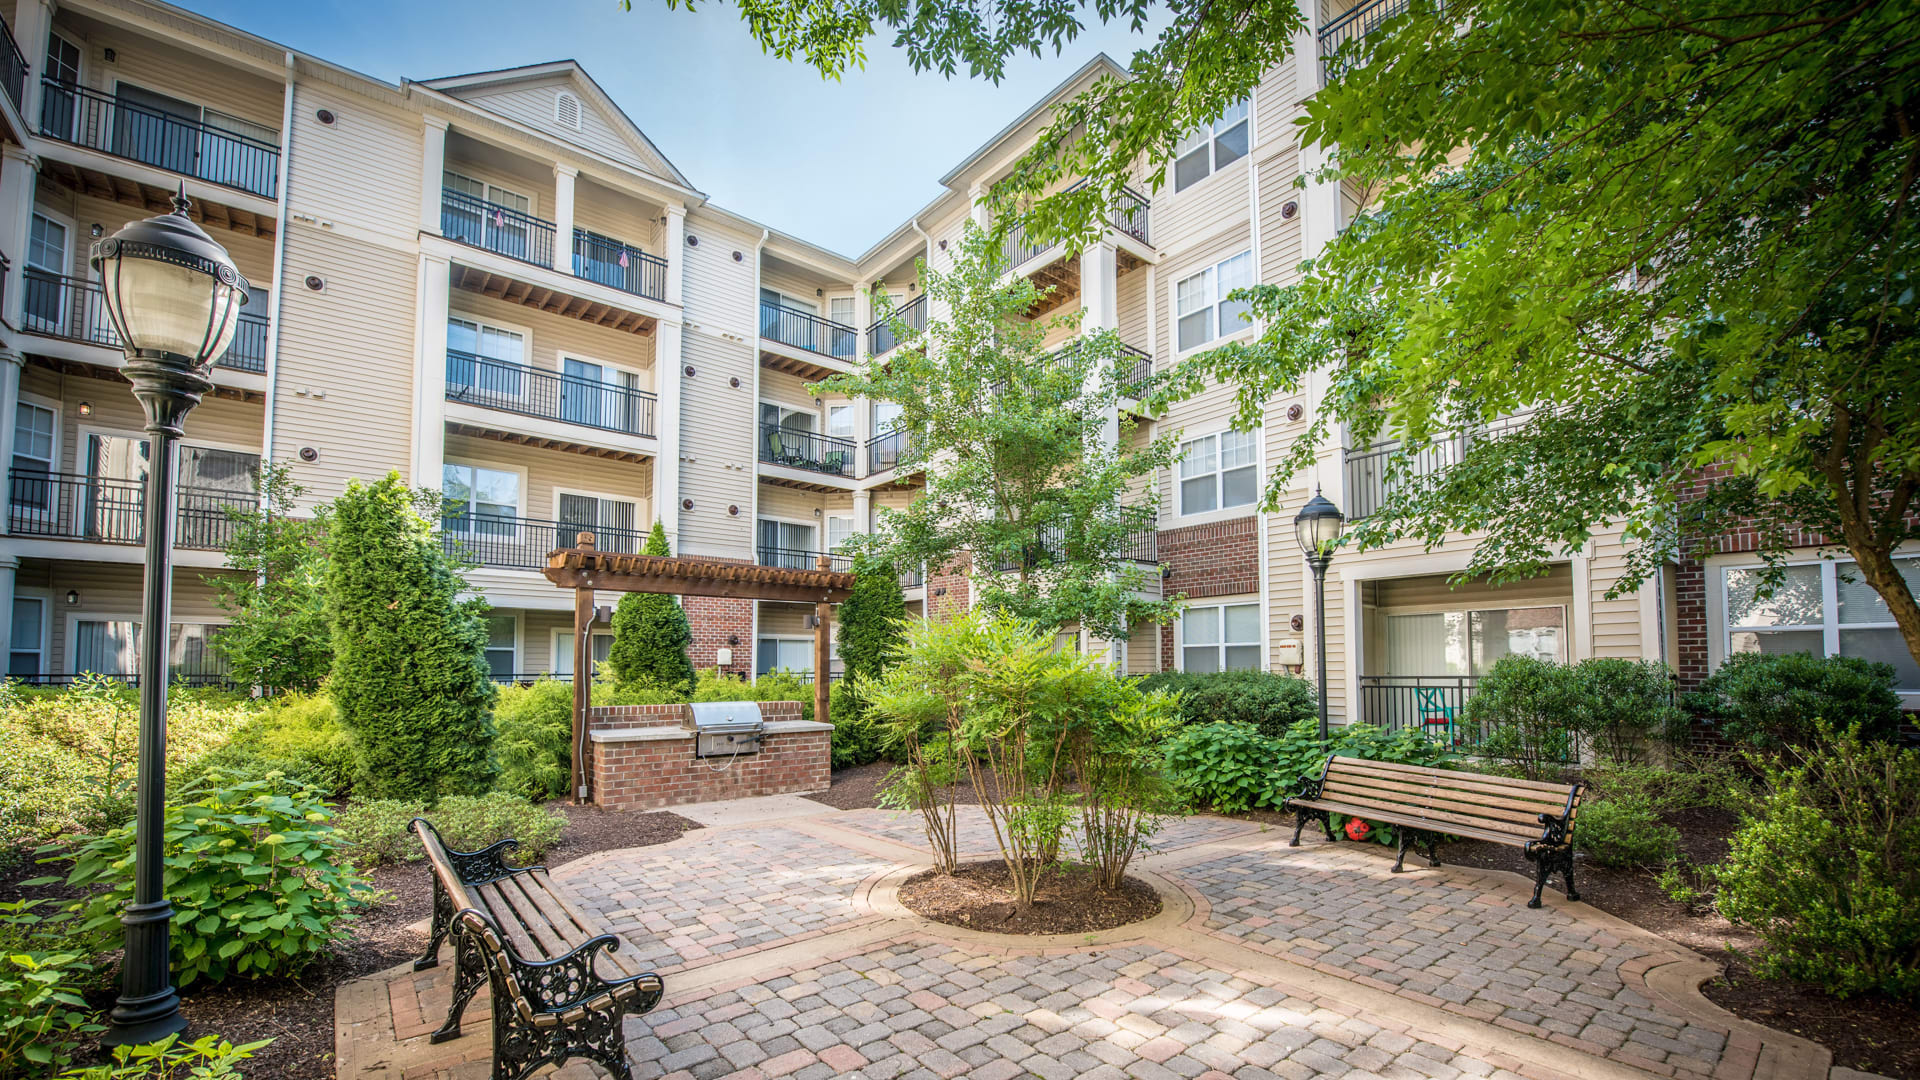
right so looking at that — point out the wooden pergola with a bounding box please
[543,532,856,798]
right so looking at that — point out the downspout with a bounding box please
[748,226,769,683]
[259,50,295,496]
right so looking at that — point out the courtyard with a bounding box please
[337,799,1822,1080]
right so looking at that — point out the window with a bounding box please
[558,354,643,432]
[24,214,69,334]
[1173,99,1249,192]
[68,620,225,680]
[757,637,814,676]
[442,464,521,546]
[39,33,81,141]
[554,90,582,131]
[873,401,903,434]
[552,630,612,677]
[1175,252,1253,352]
[1723,557,1920,691]
[10,597,45,677]
[1384,607,1566,676]
[828,297,857,358]
[484,615,517,680]
[760,402,816,432]
[11,401,56,516]
[826,404,854,440]
[1182,602,1260,672]
[758,519,818,568]
[447,317,528,399]
[825,514,854,553]
[1178,429,1258,515]
[443,171,534,258]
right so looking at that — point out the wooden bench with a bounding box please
[1282,756,1585,908]
[411,818,664,1080]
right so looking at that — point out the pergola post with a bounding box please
[814,554,832,728]
[572,532,597,802]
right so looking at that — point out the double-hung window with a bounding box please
[442,464,522,563]
[1723,557,1920,691]
[1178,429,1258,515]
[1174,99,1250,192]
[10,597,45,678]
[11,401,56,519]
[483,615,517,680]
[447,317,527,402]
[1175,252,1253,352]
[1182,602,1261,672]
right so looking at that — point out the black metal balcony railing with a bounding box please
[1318,0,1442,79]
[899,564,926,590]
[760,300,858,360]
[1342,414,1528,520]
[8,471,253,550]
[21,268,269,372]
[441,513,645,571]
[1119,343,1154,396]
[441,188,556,268]
[1002,183,1154,270]
[37,79,280,198]
[760,423,856,476]
[8,671,236,689]
[445,349,658,438]
[573,229,667,302]
[867,294,928,356]
[1356,674,1484,741]
[757,546,854,573]
[995,523,1159,572]
[866,427,911,474]
[0,16,25,113]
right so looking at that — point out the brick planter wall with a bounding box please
[583,701,830,810]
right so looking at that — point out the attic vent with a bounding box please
[555,90,582,131]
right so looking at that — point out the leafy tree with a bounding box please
[656,0,1920,668]
[326,473,496,798]
[837,554,908,689]
[206,463,331,692]
[606,522,695,691]
[818,224,1177,640]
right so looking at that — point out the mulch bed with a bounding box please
[898,860,1161,935]
[3,801,699,1080]
[805,759,990,810]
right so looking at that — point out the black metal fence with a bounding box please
[7,471,253,550]
[1318,0,1443,80]
[38,79,280,198]
[995,523,1159,571]
[1119,344,1153,396]
[224,310,270,373]
[1355,674,1485,741]
[20,268,268,373]
[761,300,858,360]
[445,349,658,437]
[441,513,645,571]
[573,229,667,301]
[1002,184,1154,270]
[11,671,235,689]
[441,187,556,268]
[0,16,24,113]
[867,427,910,474]
[757,547,853,573]
[899,564,926,589]
[760,424,856,476]
[1342,415,1528,520]
[867,294,927,356]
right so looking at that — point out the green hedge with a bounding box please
[1685,652,1904,748]
[1135,670,1318,739]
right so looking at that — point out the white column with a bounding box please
[419,117,449,236]
[1293,0,1323,102]
[0,351,21,535]
[15,0,52,133]
[1571,548,1595,661]
[853,280,873,361]
[0,149,36,330]
[411,254,451,488]
[853,488,872,535]
[551,164,576,273]
[968,183,990,230]
[663,204,687,305]
[0,554,16,667]
[652,320,683,547]
[1083,242,1120,452]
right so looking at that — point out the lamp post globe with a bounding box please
[90,188,249,1048]
[1293,488,1344,739]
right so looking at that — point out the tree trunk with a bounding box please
[1828,478,1920,672]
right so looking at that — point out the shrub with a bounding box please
[1163,721,1286,814]
[1712,726,1920,998]
[493,679,574,800]
[60,774,370,987]
[1072,682,1182,889]
[333,798,430,865]
[837,555,907,691]
[1136,670,1318,738]
[56,1033,270,1080]
[428,793,567,861]
[207,462,333,693]
[607,523,696,692]
[1463,655,1579,780]
[216,693,357,796]
[1566,658,1687,764]
[1576,793,1681,868]
[827,680,883,769]
[0,899,100,1078]
[1686,652,1903,749]
[327,473,497,798]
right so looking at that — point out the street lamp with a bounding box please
[1293,487,1345,739]
[91,189,250,1047]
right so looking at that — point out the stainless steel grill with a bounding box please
[683,701,764,758]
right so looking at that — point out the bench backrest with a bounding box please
[1320,756,1581,841]
[412,818,481,914]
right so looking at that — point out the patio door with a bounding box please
[113,83,201,177]
[757,519,816,568]
[443,171,532,259]
[559,356,640,432]
[828,296,856,358]
[176,447,261,548]
[24,213,69,335]
[83,434,148,543]
[446,317,526,402]
[39,33,81,141]
[557,493,637,553]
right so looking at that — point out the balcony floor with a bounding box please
[450,262,657,335]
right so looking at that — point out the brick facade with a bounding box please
[583,701,832,810]
[1158,516,1260,600]
[927,553,971,620]
[684,595,755,677]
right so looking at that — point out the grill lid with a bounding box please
[683,700,765,733]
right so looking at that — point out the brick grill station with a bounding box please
[583,703,831,810]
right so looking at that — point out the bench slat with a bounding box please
[475,880,553,959]
[1311,788,1544,839]
[1290,798,1533,847]
[1319,779,1545,829]
[1332,761,1572,807]
[1331,756,1575,795]
[494,877,579,959]
[518,875,647,978]
[1324,775,1554,825]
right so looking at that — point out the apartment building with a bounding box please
[4,0,1858,725]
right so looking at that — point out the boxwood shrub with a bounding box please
[1136,670,1318,738]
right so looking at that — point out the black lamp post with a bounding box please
[91,190,250,1047]
[1293,487,1345,739]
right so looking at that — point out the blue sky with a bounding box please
[170,0,1169,257]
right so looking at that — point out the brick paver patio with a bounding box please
[337,807,1832,1080]
[830,806,1265,859]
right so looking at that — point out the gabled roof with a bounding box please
[418,60,694,189]
[936,52,1129,187]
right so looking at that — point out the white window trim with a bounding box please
[28,204,79,277]
[448,312,535,369]
[548,627,613,678]
[64,612,230,675]
[823,513,856,552]
[759,399,822,427]
[483,611,521,677]
[443,168,538,218]
[550,486,643,522]
[824,402,856,440]
[10,588,51,678]
[1170,95,1254,195]
[13,389,64,510]
[76,424,262,468]
[756,634,817,676]
[1707,546,1920,699]
[1175,597,1264,673]
[442,457,529,519]
[1173,250,1256,358]
[757,514,820,553]
[555,349,645,385]
[1175,424,1262,521]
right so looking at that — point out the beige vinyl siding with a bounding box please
[1367,564,1575,612]
[758,601,812,637]
[20,370,264,473]
[449,291,656,383]
[681,213,758,336]
[1118,261,1149,354]
[40,566,241,676]
[1589,533,1647,658]
[284,81,423,243]
[517,609,574,675]
[51,14,283,134]
[756,486,827,529]
[1257,147,1304,286]
[457,81,676,182]
[443,433,652,524]
[1127,619,1159,675]
[758,369,821,412]
[759,267,831,308]
[1154,162,1251,261]
[271,227,418,503]
[1265,505,1306,668]
[31,187,276,285]
[572,185,663,258]
[1252,55,1301,150]
[675,329,755,560]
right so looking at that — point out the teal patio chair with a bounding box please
[1415,686,1458,745]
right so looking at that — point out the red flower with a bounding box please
[1345,818,1372,842]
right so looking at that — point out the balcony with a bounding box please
[1342,414,1527,520]
[867,294,927,357]
[1002,184,1152,270]
[866,427,911,475]
[1318,0,1442,80]
[8,471,252,550]
[0,16,24,114]
[38,79,279,198]
[442,513,645,571]
[995,524,1159,572]
[445,349,657,439]
[1356,674,1483,740]
[759,424,856,477]
[898,564,926,590]
[21,268,269,373]
[761,300,858,361]
[573,229,667,302]
[757,546,853,573]
[442,188,557,269]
